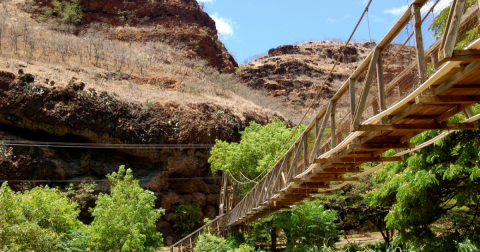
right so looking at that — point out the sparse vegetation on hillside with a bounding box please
[0,0,308,123]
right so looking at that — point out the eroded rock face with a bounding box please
[0,70,284,244]
[240,41,411,110]
[33,0,237,72]
[81,0,237,72]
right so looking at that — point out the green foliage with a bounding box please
[230,243,257,252]
[428,0,477,38]
[174,204,202,236]
[248,200,338,251]
[52,0,83,24]
[37,0,83,26]
[0,182,84,251]
[366,129,480,250]
[428,0,480,49]
[456,237,480,252]
[0,141,13,162]
[194,233,231,252]
[63,182,97,210]
[88,165,165,251]
[209,117,305,194]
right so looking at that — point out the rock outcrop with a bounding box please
[35,0,238,72]
[0,70,284,243]
[240,41,376,108]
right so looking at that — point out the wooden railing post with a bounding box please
[331,102,336,147]
[303,133,308,172]
[376,49,386,123]
[439,0,466,61]
[349,78,356,120]
[412,3,428,84]
[352,48,380,130]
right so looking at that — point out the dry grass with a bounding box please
[0,0,316,124]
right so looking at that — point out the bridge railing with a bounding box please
[221,0,480,227]
[170,0,480,250]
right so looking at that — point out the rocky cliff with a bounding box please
[0,69,285,243]
[33,0,237,72]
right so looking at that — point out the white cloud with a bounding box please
[327,14,352,23]
[384,0,452,17]
[384,5,408,16]
[211,13,237,38]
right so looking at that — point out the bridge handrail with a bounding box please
[169,214,225,251]
[226,0,433,227]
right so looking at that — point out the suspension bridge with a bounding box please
[172,0,480,250]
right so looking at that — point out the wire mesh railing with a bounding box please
[171,0,480,250]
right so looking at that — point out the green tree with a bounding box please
[88,165,165,251]
[429,0,476,37]
[209,117,305,194]
[0,182,85,251]
[52,0,83,25]
[194,233,231,252]
[174,204,203,236]
[248,200,338,251]
[366,129,480,251]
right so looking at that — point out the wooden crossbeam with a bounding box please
[322,168,365,173]
[294,184,330,189]
[348,143,415,150]
[416,95,480,104]
[434,61,480,95]
[436,103,476,123]
[354,123,476,131]
[443,50,480,61]
[446,84,480,90]
[314,156,403,163]
[306,177,360,182]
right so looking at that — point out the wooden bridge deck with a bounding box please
[171,0,480,250]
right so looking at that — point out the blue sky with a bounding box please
[198,0,451,64]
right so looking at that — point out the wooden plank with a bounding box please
[348,143,415,150]
[294,184,330,189]
[435,103,476,123]
[322,168,365,173]
[306,177,360,182]
[416,95,480,104]
[352,48,381,130]
[350,78,356,120]
[314,156,404,163]
[446,84,480,90]
[331,102,336,147]
[390,103,424,123]
[355,123,477,131]
[412,3,428,84]
[444,49,480,61]
[439,0,466,61]
[435,61,480,95]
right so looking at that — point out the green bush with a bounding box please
[174,204,203,236]
[88,165,165,251]
[0,182,84,251]
[194,233,230,252]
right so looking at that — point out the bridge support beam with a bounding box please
[354,123,477,131]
